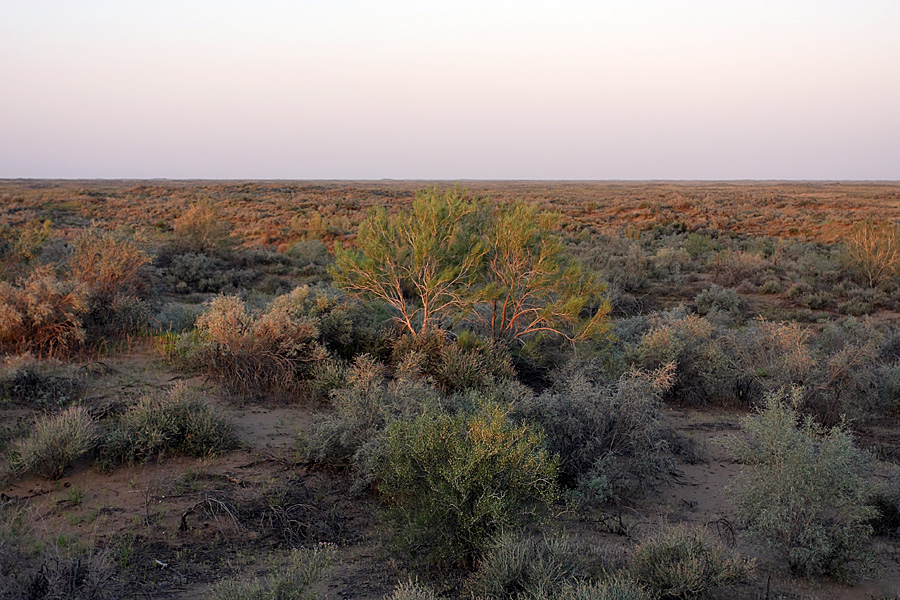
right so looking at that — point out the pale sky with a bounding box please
[1,1,898,180]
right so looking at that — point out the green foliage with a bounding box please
[727,387,877,581]
[332,187,484,335]
[375,403,559,566]
[0,219,51,280]
[473,202,611,344]
[102,383,237,467]
[11,406,97,479]
[332,189,610,345]
[692,285,744,322]
[213,545,334,600]
[302,355,443,484]
[630,525,754,599]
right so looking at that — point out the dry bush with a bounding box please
[722,319,815,407]
[636,310,728,406]
[194,289,329,400]
[711,249,771,287]
[68,228,151,300]
[172,198,234,255]
[843,220,900,287]
[0,355,85,409]
[212,545,334,600]
[0,267,87,358]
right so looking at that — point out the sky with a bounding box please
[1,1,898,180]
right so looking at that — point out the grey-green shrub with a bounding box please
[384,580,441,600]
[630,524,753,599]
[514,364,674,506]
[213,545,333,600]
[727,387,876,581]
[11,406,97,479]
[554,578,656,600]
[102,383,237,466]
[302,355,443,484]
[636,310,728,405]
[375,403,559,567]
[468,533,608,599]
[693,285,744,322]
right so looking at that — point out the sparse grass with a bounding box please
[212,545,334,600]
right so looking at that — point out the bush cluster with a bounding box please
[727,387,876,582]
[10,406,97,479]
[102,383,238,467]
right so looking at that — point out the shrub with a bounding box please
[384,580,441,600]
[392,331,515,394]
[193,290,329,400]
[0,219,51,280]
[631,525,754,599]
[727,387,877,581]
[0,356,84,408]
[213,545,333,600]
[711,250,770,287]
[10,406,97,479]
[0,267,87,358]
[721,319,814,407]
[636,310,728,405]
[867,470,900,537]
[468,532,608,599]
[102,383,237,467]
[172,198,234,256]
[68,228,151,301]
[374,403,559,566]
[692,285,744,321]
[514,365,674,506]
[843,219,900,287]
[165,252,259,294]
[554,578,657,600]
[302,355,444,485]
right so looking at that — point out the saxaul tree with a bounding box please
[331,187,484,336]
[332,187,610,346]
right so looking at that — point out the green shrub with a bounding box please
[727,387,876,581]
[631,524,753,599]
[468,532,608,599]
[375,403,559,567]
[102,383,237,467]
[11,406,97,479]
[213,545,333,600]
[514,365,674,506]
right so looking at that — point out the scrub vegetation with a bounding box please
[2,179,900,599]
